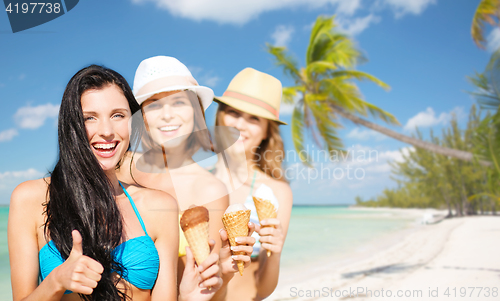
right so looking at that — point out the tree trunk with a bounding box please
[440,187,453,217]
[455,201,463,217]
[331,105,492,167]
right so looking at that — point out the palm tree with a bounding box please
[471,0,500,49]
[468,48,500,111]
[267,15,484,166]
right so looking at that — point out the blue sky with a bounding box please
[0,0,495,205]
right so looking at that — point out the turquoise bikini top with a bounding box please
[38,183,160,294]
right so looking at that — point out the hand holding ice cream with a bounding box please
[179,206,223,300]
[220,204,255,276]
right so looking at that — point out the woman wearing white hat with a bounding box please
[116,56,256,300]
[212,68,293,300]
[9,65,223,301]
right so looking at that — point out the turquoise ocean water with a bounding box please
[280,206,417,270]
[0,205,415,299]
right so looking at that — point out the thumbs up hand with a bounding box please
[53,230,104,295]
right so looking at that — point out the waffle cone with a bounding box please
[253,196,278,220]
[222,209,251,275]
[253,197,278,257]
[182,221,210,265]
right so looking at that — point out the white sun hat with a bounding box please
[133,56,214,110]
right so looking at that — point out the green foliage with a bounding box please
[467,49,500,111]
[357,106,499,215]
[471,0,500,49]
[267,15,398,165]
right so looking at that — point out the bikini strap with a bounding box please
[248,170,257,196]
[119,182,149,236]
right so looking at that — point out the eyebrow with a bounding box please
[83,108,129,114]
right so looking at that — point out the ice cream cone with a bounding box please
[180,206,210,266]
[253,196,278,257]
[222,207,251,276]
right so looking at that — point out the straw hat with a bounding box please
[214,68,287,125]
[133,56,214,110]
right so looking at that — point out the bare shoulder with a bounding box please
[191,168,228,207]
[122,184,178,240]
[10,178,49,208]
[10,178,48,230]
[124,183,178,212]
[198,168,228,195]
[261,176,293,208]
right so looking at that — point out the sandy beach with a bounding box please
[269,210,500,301]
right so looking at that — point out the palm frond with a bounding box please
[306,96,344,154]
[471,0,500,49]
[325,37,362,69]
[306,61,338,75]
[291,99,312,166]
[359,99,401,125]
[266,44,302,83]
[307,15,335,65]
[330,70,390,91]
[467,50,500,111]
[282,86,304,104]
[321,78,364,112]
[322,77,399,125]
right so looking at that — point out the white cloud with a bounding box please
[279,93,301,116]
[378,0,436,18]
[487,27,500,53]
[0,128,18,142]
[131,0,362,25]
[403,107,464,131]
[347,127,386,141]
[14,103,60,129]
[18,73,26,80]
[280,102,295,116]
[365,147,414,173]
[365,163,392,173]
[0,168,44,180]
[337,14,381,36]
[271,25,295,47]
[379,147,414,163]
[336,0,362,16]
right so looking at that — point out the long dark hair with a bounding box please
[45,65,141,300]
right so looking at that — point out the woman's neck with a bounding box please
[104,171,123,196]
[246,159,258,175]
[142,144,193,170]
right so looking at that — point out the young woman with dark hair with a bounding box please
[8,65,221,301]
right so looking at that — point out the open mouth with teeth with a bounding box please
[159,125,181,132]
[157,125,182,137]
[92,141,119,157]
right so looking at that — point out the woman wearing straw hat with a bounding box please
[212,68,293,300]
[116,56,256,299]
[9,65,222,301]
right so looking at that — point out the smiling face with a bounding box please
[81,84,132,172]
[221,105,269,157]
[141,90,195,149]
